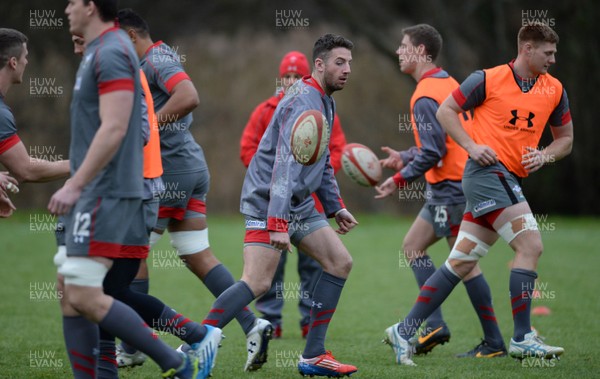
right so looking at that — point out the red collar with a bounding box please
[420,67,442,80]
[98,26,120,38]
[144,40,164,57]
[302,75,326,96]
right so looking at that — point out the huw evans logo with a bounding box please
[275,10,310,29]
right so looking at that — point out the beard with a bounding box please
[323,70,345,94]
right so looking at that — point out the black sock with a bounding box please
[129,278,149,294]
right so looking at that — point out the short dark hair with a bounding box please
[518,24,559,47]
[117,8,150,37]
[313,34,353,63]
[0,28,28,68]
[83,0,118,23]
[401,24,442,62]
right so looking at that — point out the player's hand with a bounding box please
[0,172,19,194]
[48,181,82,215]
[0,192,16,218]
[335,209,358,235]
[269,231,291,252]
[521,146,548,173]
[374,177,398,199]
[467,144,498,167]
[379,146,403,171]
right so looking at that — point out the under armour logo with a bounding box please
[509,110,535,127]
[312,301,323,308]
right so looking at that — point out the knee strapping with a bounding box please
[443,260,461,278]
[497,213,538,243]
[149,231,162,247]
[58,257,108,287]
[53,245,67,268]
[448,231,490,261]
[171,229,209,256]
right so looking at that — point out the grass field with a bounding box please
[1,213,599,378]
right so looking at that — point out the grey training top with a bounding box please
[70,27,143,198]
[240,77,345,230]
[141,41,207,175]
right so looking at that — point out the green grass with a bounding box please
[1,213,599,378]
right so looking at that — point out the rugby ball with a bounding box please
[341,143,382,187]
[290,109,330,165]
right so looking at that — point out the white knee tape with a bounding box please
[58,257,108,287]
[150,231,162,247]
[448,231,490,261]
[53,245,67,268]
[443,260,461,278]
[498,213,538,243]
[170,229,209,256]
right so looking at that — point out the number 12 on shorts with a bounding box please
[72,212,91,243]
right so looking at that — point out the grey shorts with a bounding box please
[155,170,209,230]
[462,159,526,218]
[144,197,159,237]
[55,215,66,247]
[418,202,465,238]
[243,209,329,250]
[65,196,149,259]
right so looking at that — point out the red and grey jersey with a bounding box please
[70,27,143,198]
[0,96,20,155]
[240,76,345,232]
[141,41,206,175]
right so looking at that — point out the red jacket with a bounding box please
[241,92,346,171]
[241,91,347,212]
